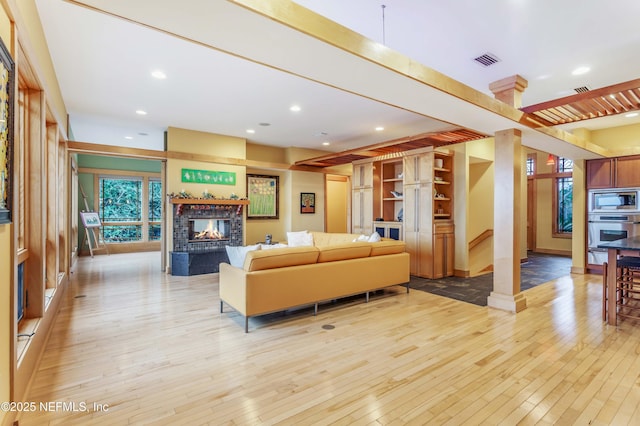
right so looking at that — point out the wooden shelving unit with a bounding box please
[380,160,404,222]
[433,152,453,220]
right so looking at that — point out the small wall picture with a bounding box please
[300,192,315,214]
[80,212,102,228]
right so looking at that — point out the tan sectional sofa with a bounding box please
[219,231,410,332]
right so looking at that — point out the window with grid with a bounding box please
[554,157,573,235]
[98,176,162,242]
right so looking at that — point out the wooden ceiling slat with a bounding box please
[519,78,640,126]
[618,92,633,109]
[621,90,640,108]
[543,107,571,122]
[522,78,640,113]
[533,110,560,125]
[294,127,487,167]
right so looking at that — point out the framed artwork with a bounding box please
[247,174,279,219]
[0,36,15,225]
[300,192,315,214]
[80,212,102,228]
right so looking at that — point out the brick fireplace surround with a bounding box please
[170,198,248,276]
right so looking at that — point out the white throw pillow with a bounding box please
[225,244,260,268]
[287,230,313,247]
[260,243,288,250]
[368,231,381,243]
[353,234,369,242]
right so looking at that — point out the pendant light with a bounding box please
[546,154,555,166]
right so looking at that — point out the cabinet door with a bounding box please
[403,154,432,185]
[433,233,445,278]
[445,232,455,277]
[352,188,373,235]
[586,159,613,189]
[404,183,433,277]
[615,156,640,188]
[353,162,374,189]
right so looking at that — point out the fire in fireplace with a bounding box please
[188,218,230,241]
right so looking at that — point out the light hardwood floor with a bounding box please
[15,252,640,425]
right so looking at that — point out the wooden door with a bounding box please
[326,175,348,234]
[527,178,535,251]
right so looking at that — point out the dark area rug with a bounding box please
[409,252,572,306]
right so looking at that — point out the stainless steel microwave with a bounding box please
[588,188,640,212]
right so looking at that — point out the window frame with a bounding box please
[551,156,573,238]
[94,171,162,244]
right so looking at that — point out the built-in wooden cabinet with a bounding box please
[433,221,455,278]
[586,158,613,189]
[352,148,455,278]
[615,155,640,188]
[587,155,640,189]
[403,148,455,279]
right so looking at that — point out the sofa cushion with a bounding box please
[369,240,406,256]
[316,242,371,263]
[310,232,362,247]
[243,246,319,271]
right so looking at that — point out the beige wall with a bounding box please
[290,171,325,233]
[590,123,640,156]
[247,142,287,163]
[245,168,288,244]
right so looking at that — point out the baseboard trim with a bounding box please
[531,248,571,257]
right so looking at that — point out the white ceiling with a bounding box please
[34,0,640,156]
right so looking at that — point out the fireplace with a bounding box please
[170,199,248,276]
[188,218,230,242]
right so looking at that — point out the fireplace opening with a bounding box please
[188,218,230,241]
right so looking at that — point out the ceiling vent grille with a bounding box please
[473,53,500,67]
[574,86,591,93]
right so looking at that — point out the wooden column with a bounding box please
[488,75,528,108]
[487,75,528,312]
[488,129,526,312]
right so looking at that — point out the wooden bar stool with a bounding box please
[615,256,640,321]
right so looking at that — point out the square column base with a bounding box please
[487,291,527,313]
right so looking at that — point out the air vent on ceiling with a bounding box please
[473,53,501,67]
[574,86,591,93]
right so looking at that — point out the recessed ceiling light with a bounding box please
[609,94,616,99]
[136,110,147,115]
[246,129,255,134]
[625,112,639,118]
[290,105,301,112]
[322,142,330,146]
[138,132,148,136]
[375,126,385,131]
[124,136,133,140]
[151,70,166,79]
[259,122,271,127]
[571,66,590,76]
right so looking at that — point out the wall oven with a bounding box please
[588,188,640,213]
[587,213,640,264]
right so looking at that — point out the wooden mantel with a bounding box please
[169,198,249,205]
